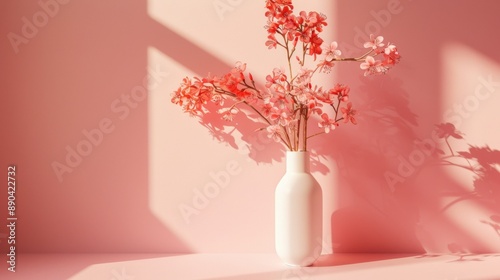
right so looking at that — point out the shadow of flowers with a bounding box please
[434,123,500,205]
[330,75,425,253]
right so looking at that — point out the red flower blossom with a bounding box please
[172,1,401,152]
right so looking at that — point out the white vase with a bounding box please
[275,151,323,266]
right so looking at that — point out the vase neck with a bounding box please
[286,151,310,173]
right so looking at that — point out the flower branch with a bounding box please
[171,0,401,152]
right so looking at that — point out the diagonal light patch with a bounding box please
[146,0,281,253]
[147,0,338,253]
[147,0,272,75]
[441,43,500,151]
[146,0,262,252]
[148,45,279,253]
[147,46,220,250]
[437,42,500,251]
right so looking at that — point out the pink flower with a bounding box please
[265,0,293,22]
[265,89,291,112]
[341,102,357,124]
[266,124,283,142]
[329,84,350,102]
[382,44,401,66]
[323,41,341,60]
[308,31,324,57]
[360,56,385,76]
[317,59,334,73]
[172,77,214,116]
[314,87,332,104]
[384,44,396,55]
[269,107,292,126]
[291,86,309,104]
[265,68,287,89]
[295,68,313,86]
[363,34,384,49]
[306,95,323,116]
[232,61,246,75]
[300,11,327,32]
[318,113,337,133]
[265,34,278,49]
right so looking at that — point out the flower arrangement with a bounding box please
[172,0,401,152]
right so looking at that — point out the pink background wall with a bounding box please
[1,0,500,255]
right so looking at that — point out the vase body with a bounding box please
[275,151,323,266]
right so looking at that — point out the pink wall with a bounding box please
[1,0,500,255]
[332,0,500,253]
